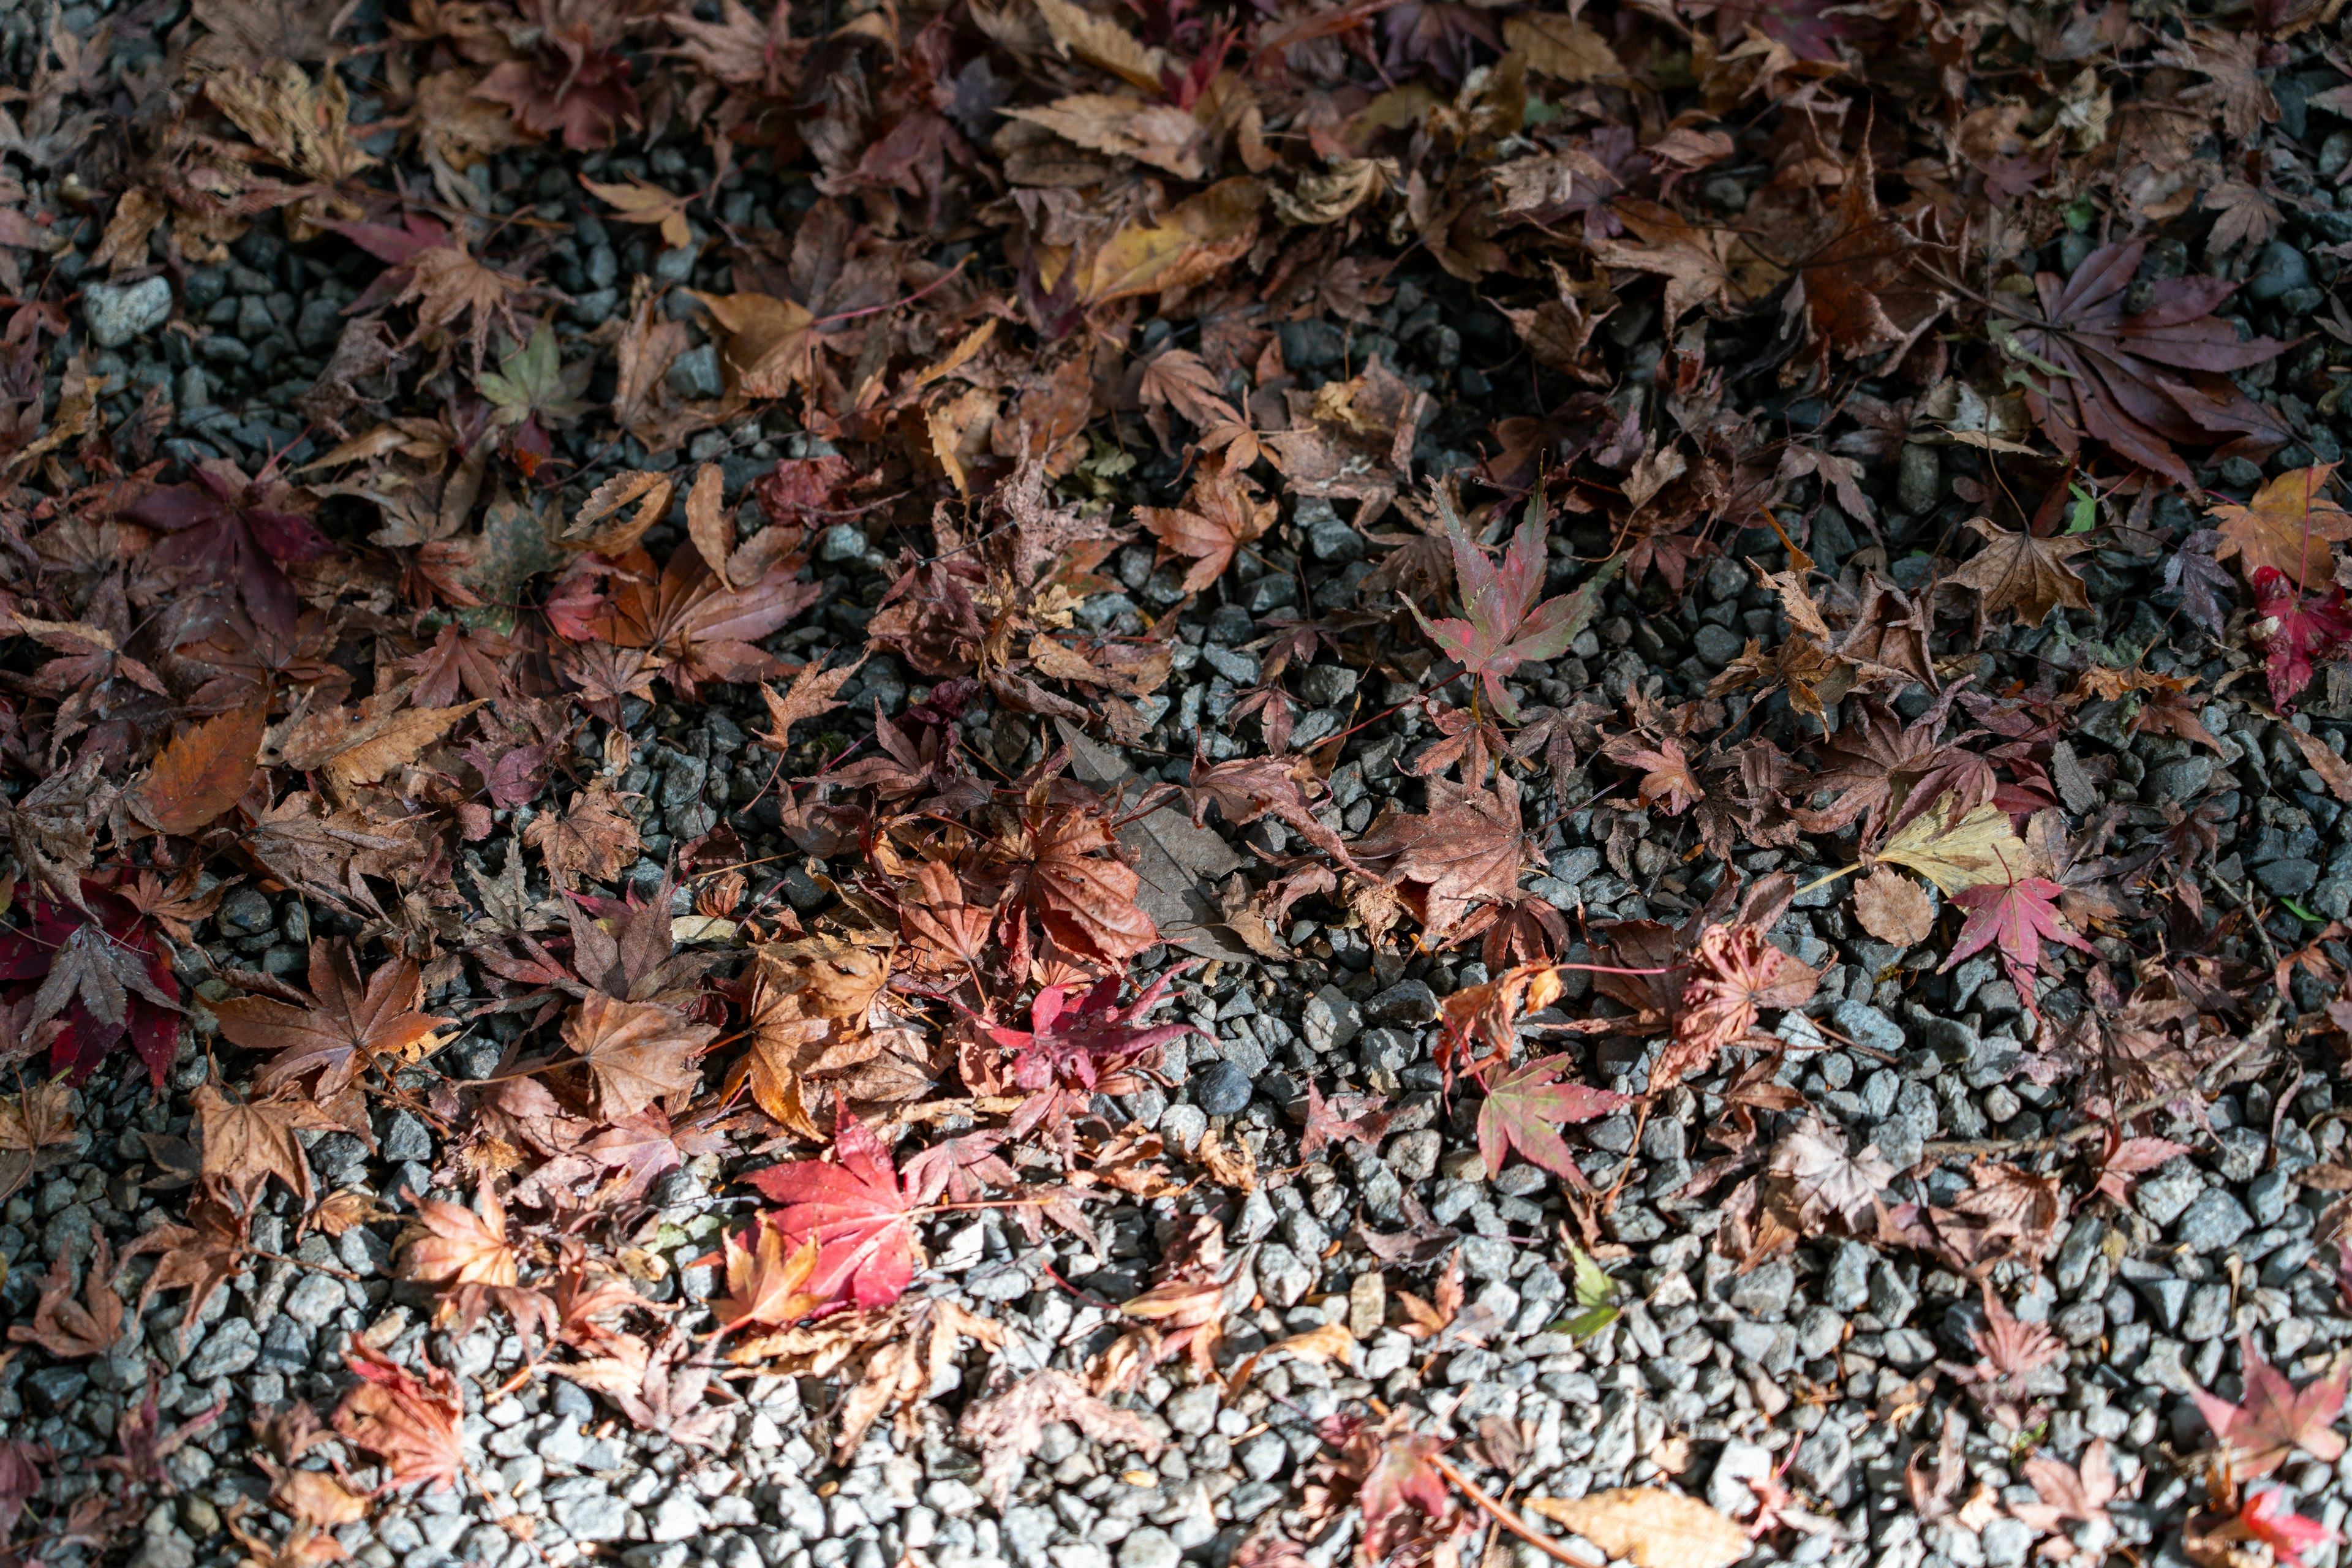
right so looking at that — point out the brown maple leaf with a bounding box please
[1947,516,2094,630]
[1664,921,1820,1090]
[0,1079,77,1205]
[122,1187,249,1331]
[194,1084,336,1210]
[7,1224,124,1358]
[1352,771,1531,949]
[395,230,540,372]
[401,1185,524,1330]
[2157,25,2279,142]
[2206,463,2352,594]
[1607,734,1703,816]
[213,942,455,1098]
[522,778,644,891]
[472,0,641,149]
[985,796,1159,967]
[562,992,718,1120]
[1139,470,1277,594]
[572,545,819,700]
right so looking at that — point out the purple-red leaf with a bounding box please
[1939,876,2092,1013]
[1409,491,1611,723]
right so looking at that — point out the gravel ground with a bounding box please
[5,3,2352,1568]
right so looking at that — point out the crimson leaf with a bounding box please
[1938,876,2092,1016]
[739,1109,918,1313]
[2253,565,2352,709]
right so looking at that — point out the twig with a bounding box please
[1919,996,2284,1158]
[1430,1457,1606,1568]
[247,1248,366,1284]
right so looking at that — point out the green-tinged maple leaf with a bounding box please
[1473,1054,1630,1180]
[1551,1241,1619,1340]
[1409,485,1618,723]
[478,320,592,429]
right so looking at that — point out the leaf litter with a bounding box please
[0,0,2345,1562]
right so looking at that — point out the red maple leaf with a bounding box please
[0,886,181,1087]
[1939,875,2092,1015]
[1662,921,1819,1091]
[986,966,1204,1139]
[1474,1054,1630,1182]
[739,1109,920,1313]
[2241,1487,2342,1562]
[2192,1333,2350,1479]
[1310,1411,1463,1567]
[118,458,336,641]
[1409,490,1610,723]
[2090,1132,2193,1208]
[2253,565,2352,709]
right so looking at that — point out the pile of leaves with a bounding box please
[0,0,2348,1562]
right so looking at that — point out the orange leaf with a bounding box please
[135,704,265,837]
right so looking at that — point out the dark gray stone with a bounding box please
[2175,1188,2253,1253]
[1191,1060,1253,1116]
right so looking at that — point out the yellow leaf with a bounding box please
[1274,1321,1355,1365]
[911,319,997,390]
[1525,1490,1750,1568]
[1873,795,2030,895]
[1083,178,1262,304]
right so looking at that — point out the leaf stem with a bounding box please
[1793,862,1861,897]
[1429,1456,1606,1568]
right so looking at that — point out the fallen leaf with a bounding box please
[213,943,454,1098]
[1526,1488,1751,1568]
[562,993,718,1120]
[1853,866,1936,946]
[959,1368,1164,1509]
[1475,1054,1632,1182]
[740,1109,919,1313]
[2191,1332,2349,1478]
[333,1343,467,1493]
[133,704,267,837]
[194,1084,335,1209]
[582,173,694,249]
[1947,516,2093,630]
[1872,796,2032,895]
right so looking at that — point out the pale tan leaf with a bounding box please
[685,462,737,586]
[1853,866,1936,946]
[1525,1489,1750,1568]
[1504,12,1624,82]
